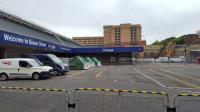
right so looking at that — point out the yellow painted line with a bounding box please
[67,70,87,78]
[69,77,91,79]
[159,69,200,83]
[95,67,107,78]
[95,71,104,78]
[149,69,200,89]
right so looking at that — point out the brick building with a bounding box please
[72,36,104,46]
[73,23,146,47]
[103,23,144,47]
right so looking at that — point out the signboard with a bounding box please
[70,47,144,53]
[0,30,71,52]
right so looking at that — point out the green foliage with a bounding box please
[175,36,186,45]
[152,36,186,45]
[152,40,161,45]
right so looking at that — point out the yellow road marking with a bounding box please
[67,70,87,78]
[95,71,104,78]
[159,69,200,82]
[149,69,200,89]
[95,67,107,78]
[69,77,91,79]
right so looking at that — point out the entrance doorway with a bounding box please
[0,47,5,59]
[110,57,116,63]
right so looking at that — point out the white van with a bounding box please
[0,58,53,81]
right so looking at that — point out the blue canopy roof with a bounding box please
[71,47,143,53]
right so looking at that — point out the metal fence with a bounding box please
[1,86,200,112]
[74,88,169,112]
[174,94,200,112]
[0,87,70,112]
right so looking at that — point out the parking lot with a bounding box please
[1,63,200,111]
[1,63,200,94]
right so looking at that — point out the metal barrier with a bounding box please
[4,86,200,112]
[74,88,169,112]
[0,87,70,112]
[174,93,200,112]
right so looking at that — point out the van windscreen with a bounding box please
[48,55,62,63]
[35,55,51,62]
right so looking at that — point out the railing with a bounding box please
[0,86,200,112]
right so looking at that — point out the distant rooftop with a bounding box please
[103,23,141,28]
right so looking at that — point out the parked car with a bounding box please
[0,58,53,80]
[21,54,69,75]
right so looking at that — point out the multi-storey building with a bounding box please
[73,23,146,47]
[104,23,144,47]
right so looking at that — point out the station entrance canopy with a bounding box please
[0,30,144,54]
[70,47,143,53]
[0,30,71,53]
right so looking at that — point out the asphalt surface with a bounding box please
[1,64,200,93]
[1,63,200,111]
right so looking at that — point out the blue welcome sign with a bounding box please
[0,30,71,52]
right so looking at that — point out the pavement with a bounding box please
[1,63,200,110]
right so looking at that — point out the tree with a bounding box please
[152,40,161,45]
[151,36,186,46]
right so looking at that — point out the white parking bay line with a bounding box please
[137,70,166,88]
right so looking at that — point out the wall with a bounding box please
[120,24,131,46]
[2,46,37,58]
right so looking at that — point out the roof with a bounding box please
[0,10,81,46]
[71,46,144,53]
[73,36,104,39]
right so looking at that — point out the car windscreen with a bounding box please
[29,60,40,67]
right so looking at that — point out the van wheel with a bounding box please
[32,73,40,80]
[0,73,8,81]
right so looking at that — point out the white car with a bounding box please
[0,58,53,80]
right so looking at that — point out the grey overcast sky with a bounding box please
[0,0,200,44]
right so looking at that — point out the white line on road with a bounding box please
[136,70,166,88]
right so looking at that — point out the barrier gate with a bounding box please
[74,88,169,112]
[0,87,70,112]
[1,86,200,112]
[174,94,200,112]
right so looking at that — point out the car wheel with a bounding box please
[32,73,40,80]
[55,70,61,76]
[0,73,8,81]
